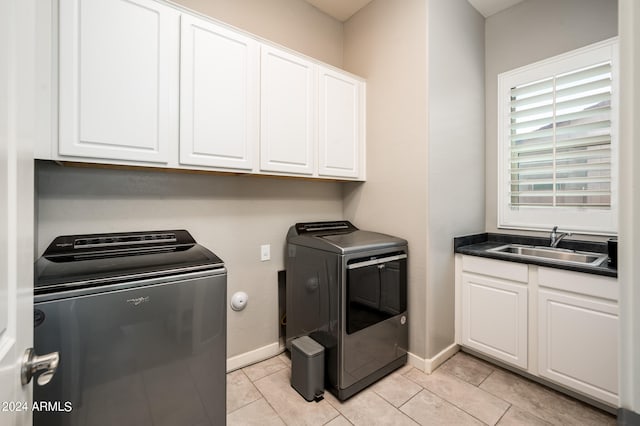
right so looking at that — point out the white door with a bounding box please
[179,15,259,171]
[318,67,362,179]
[1,0,36,424]
[58,0,179,163]
[461,273,528,369]
[260,45,316,175]
[538,289,619,405]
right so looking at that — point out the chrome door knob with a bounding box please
[21,348,59,386]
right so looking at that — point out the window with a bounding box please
[497,38,618,234]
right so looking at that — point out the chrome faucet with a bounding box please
[550,226,571,248]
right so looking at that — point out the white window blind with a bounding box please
[497,38,618,234]
[509,62,612,208]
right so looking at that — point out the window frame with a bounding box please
[497,38,619,235]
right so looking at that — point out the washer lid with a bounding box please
[34,230,224,293]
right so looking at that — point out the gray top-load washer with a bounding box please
[33,230,227,426]
[286,221,408,400]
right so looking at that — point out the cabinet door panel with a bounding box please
[538,289,618,405]
[462,273,528,369]
[260,46,315,175]
[59,0,177,163]
[318,67,361,178]
[179,15,258,170]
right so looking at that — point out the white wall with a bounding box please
[36,163,344,358]
[342,0,429,359]
[618,0,640,418]
[485,0,618,237]
[426,0,485,358]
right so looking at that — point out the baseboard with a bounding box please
[407,343,459,373]
[407,352,426,371]
[226,342,283,373]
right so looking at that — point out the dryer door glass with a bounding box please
[346,253,407,335]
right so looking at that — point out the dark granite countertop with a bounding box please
[454,233,617,278]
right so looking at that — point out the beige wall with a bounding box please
[342,0,429,359]
[36,0,346,360]
[342,0,485,362]
[426,0,485,358]
[170,0,343,67]
[36,162,344,358]
[485,0,618,237]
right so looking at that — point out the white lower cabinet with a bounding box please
[456,255,619,407]
[537,268,618,406]
[461,273,528,368]
[460,257,528,369]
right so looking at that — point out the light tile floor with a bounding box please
[226,351,616,426]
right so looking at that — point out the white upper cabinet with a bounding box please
[58,0,179,163]
[179,15,259,171]
[260,45,316,175]
[318,67,362,179]
[50,0,366,179]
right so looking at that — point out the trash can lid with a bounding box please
[292,336,324,357]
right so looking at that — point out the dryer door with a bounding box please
[342,252,408,389]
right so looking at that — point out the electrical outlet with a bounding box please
[260,244,271,261]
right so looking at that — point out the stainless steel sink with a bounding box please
[487,244,608,266]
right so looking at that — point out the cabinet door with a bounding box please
[318,67,362,179]
[260,46,315,175]
[58,0,178,163]
[538,289,618,405]
[179,15,258,170]
[461,273,528,369]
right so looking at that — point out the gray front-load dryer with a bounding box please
[286,221,408,400]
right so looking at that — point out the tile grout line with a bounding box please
[225,369,264,417]
[397,390,428,425]
[476,369,495,387]
[492,404,513,426]
[245,362,342,426]
[231,366,288,425]
[404,369,510,426]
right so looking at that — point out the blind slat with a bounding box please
[511,135,610,154]
[511,78,554,98]
[555,78,611,100]
[556,63,611,86]
[511,175,611,186]
[510,119,610,143]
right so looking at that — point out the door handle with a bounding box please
[21,348,59,386]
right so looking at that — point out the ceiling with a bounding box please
[466,0,524,17]
[302,0,525,22]
[303,0,374,22]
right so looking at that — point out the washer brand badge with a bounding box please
[126,296,150,306]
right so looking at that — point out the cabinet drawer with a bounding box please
[538,267,617,301]
[462,255,528,283]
